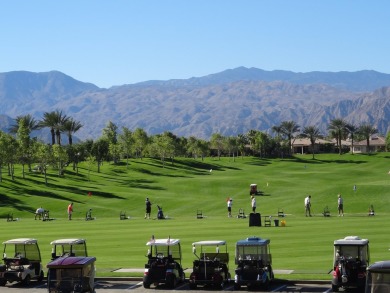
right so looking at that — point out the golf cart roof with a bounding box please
[146,238,180,246]
[250,184,257,186]
[192,240,226,246]
[50,239,86,245]
[367,261,390,273]
[334,236,369,246]
[236,236,270,246]
[47,256,96,268]
[3,238,38,245]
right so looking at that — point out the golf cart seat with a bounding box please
[200,252,229,264]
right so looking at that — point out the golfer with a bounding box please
[304,195,312,216]
[251,196,256,213]
[145,197,152,219]
[35,207,44,220]
[67,202,73,220]
[337,194,344,216]
[227,198,233,217]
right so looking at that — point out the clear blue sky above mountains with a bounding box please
[1,0,389,88]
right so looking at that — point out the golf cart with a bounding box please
[365,261,390,293]
[250,184,258,195]
[50,239,88,260]
[47,256,96,293]
[143,236,185,289]
[189,240,230,289]
[332,236,369,292]
[0,238,44,286]
[234,236,274,290]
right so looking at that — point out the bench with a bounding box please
[263,216,272,227]
[196,210,204,219]
[237,208,246,218]
[120,211,128,220]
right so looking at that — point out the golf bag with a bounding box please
[157,205,164,219]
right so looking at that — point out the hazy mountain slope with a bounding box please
[138,67,390,92]
[1,68,390,140]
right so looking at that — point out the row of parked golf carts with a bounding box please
[0,238,95,293]
[143,236,274,290]
[1,235,390,292]
[144,235,390,292]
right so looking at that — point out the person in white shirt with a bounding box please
[251,196,256,213]
[337,194,344,216]
[304,195,312,217]
[227,198,233,217]
[35,207,44,220]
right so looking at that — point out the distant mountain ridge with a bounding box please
[0,67,390,140]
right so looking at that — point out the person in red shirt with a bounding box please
[67,202,73,220]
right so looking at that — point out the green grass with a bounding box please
[1,153,390,280]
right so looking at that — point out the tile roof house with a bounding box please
[351,136,387,153]
[292,138,335,154]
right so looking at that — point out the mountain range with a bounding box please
[1,67,390,141]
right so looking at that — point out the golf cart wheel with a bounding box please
[332,284,339,292]
[166,274,177,289]
[213,273,224,289]
[233,283,241,290]
[22,274,31,286]
[143,281,151,289]
[0,279,6,286]
[189,282,197,289]
[38,270,44,282]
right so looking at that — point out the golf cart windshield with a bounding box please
[146,238,181,261]
[3,238,41,261]
[235,237,271,265]
[50,239,87,259]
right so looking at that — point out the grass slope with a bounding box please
[1,153,390,280]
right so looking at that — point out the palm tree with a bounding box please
[346,123,358,154]
[40,110,69,145]
[280,121,300,155]
[9,114,39,134]
[63,118,83,145]
[328,118,347,155]
[358,123,378,153]
[303,126,321,159]
[39,111,58,145]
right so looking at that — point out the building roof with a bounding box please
[292,138,334,147]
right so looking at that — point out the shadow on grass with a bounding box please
[282,156,369,165]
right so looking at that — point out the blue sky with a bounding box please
[1,0,389,88]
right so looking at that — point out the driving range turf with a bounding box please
[1,153,390,280]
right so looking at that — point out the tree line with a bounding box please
[0,109,387,183]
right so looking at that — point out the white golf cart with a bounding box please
[50,239,88,260]
[143,236,185,289]
[0,238,44,286]
[189,240,230,289]
[332,236,369,292]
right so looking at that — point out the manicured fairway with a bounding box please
[1,153,390,280]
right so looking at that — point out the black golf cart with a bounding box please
[332,236,369,292]
[143,237,185,289]
[0,238,44,286]
[189,240,230,289]
[365,260,390,292]
[234,236,274,290]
